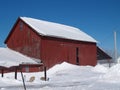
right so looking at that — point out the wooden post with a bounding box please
[20,66,26,90]
[108,59,111,68]
[15,67,17,79]
[44,66,47,81]
[1,69,4,77]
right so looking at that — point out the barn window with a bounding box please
[20,21,23,30]
[25,66,29,72]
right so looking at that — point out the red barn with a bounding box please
[5,17,97,69]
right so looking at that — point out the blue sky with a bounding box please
[0,0,120,52]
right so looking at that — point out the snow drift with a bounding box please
[92,64,108,73]
[0,61,120,90]
[103,64,120,81]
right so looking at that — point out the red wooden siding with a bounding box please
[41,37,97,68]
[6,19,41,59]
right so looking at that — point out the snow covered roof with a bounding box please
[20,17,97,43]
[0,47,39,68]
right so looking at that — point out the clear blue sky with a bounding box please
[0,0,120,52]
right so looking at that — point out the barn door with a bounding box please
[76,47,79,65]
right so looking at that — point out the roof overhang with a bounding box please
[97,46,112,60]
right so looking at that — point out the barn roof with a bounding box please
[0,47,40,68]
[20,17,97,43]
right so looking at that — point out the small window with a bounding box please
[25,66,29,72]
[20,21,23,30]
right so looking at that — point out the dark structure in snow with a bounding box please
[4,17,110,71]
[97,47,112,60]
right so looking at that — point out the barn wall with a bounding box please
[41,37,97,69]
[6,19,41,59]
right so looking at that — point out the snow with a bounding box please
[20,17,97,43]
[47,62,78,76]
[92,64,108,73]
[0,62,120,90]
[103,64,120,81]
[0,47,38,67]
[117,57,120,63]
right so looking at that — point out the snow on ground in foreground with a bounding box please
[1,62,120,90]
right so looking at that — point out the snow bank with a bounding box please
[1,62,120,89]
[47,62,78,76]
[103,64,120,81]
[0,77,22,86]
[92,64,108,73]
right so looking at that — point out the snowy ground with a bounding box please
[0,62,120,90]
